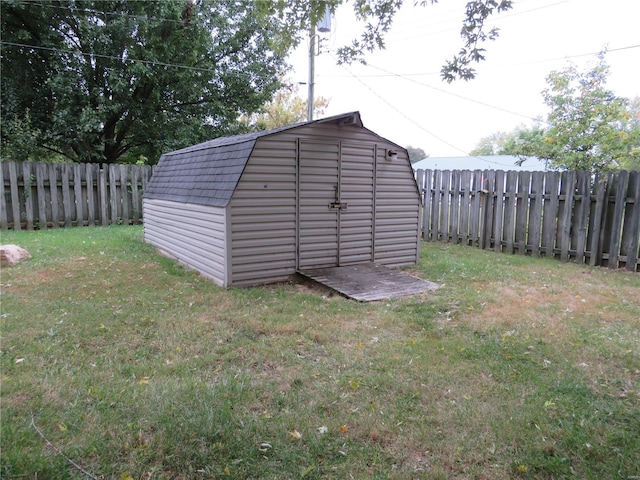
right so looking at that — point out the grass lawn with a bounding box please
[1,226,638,479]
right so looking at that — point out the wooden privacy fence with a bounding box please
[1,161,153,230]
[415,169,640,272]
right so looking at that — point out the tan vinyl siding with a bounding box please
[228,138,298,287]
[340,142,375,265]
[374,148,420,266]
[298,140,340,269]
[143,198,227,286]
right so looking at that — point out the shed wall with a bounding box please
[229,138,297,286]
[143,198,228,286]
[228,122,420,286]
[374,148,421,266]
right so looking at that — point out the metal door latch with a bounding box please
[329,202,348,210]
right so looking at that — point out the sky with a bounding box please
[286,0,640,159]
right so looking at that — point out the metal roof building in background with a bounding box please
[143,112,422,288]
[411,155,549,172]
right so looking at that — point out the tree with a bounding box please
[620,97,640,170]
[240,81,329,130]
[406,145,428,163]
[539,54,637,171]
[470,56,640,172]
[470,124,545,157]
[1,0,288,164]
[258,0,513,82]
[2,0,514,164]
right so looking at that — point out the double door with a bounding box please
[297,140,376,269]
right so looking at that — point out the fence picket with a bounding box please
[459,170,472,244]
[528,172,544,257]
[415,168,639,272]
[99,165,108,226]
[450,170,461,243]
[503,171,518,254]
[61,164,73,227]
[74,163,84,226]
[23,162,35,230]
[8,162,21,231]
[607,171,628,269]
[557,171,575,261]
[422,170,432,240]
[470,170,482,246]
[48,164,60,228]
[36,163,48,228]
[480,170,495,249]
[492,170,505,253]
[120,165,131,225]
[431,171,441,241]
[86,164,96,226]
[573,171,591,264]
[515,171,530,254]
[1,161,151,230]
[588,173,607,266]
[0,163,7,230]
[542,171,560,257]
[440,171,451,242]
[621,171,640,271]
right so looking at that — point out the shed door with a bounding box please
[298,140,375,269]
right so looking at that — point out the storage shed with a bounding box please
[143,112,421,288]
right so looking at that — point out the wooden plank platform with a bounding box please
[298,263,439,302]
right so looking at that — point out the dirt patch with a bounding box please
[293,274,339,298]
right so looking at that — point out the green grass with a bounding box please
[1,226,639,479]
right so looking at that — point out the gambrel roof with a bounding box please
[144,112,364,208]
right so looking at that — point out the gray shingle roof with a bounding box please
[144,112,362,208]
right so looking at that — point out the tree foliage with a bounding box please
[259,0,513,82]
[540,54,639,171]
[406,145,428,163]
[2,0,514,164]
[470,124,545,157]
[1,0,288,164]
[470,55,640,172]
[239,81,329,130]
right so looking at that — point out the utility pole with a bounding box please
[307,7,331,122]
[307,25,316,122]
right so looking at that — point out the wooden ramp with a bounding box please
[298,263,439,302]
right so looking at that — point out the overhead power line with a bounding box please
[329,55,465,154]
[364,62,545,124]
[321,44,640,79]
[0,41,222,75]
[329,54,535,168]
